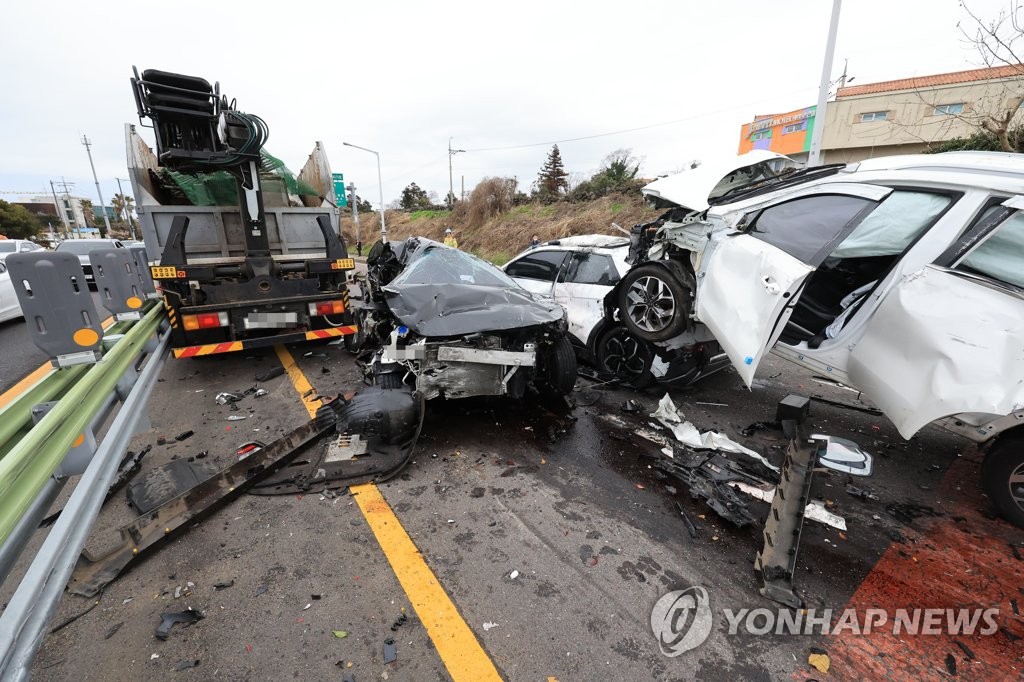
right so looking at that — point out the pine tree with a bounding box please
[536,144,569,199]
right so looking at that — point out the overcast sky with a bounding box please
[0,0,1015,211]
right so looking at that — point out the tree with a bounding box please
[0,200,44,239]
[535,144,569,201]
[568,148,645,202]
[399,182,432,210]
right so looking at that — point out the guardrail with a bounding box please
[0,248,169,680]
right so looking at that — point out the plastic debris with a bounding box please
[808,651,830,674]
[254,367,285,382]
[104,622,124,640]
[303,603,312,610]
[155,609,204,640]
[174,431,194,442]
[226,415,248,421]
[214,580,234,590]
[651,394,779,472]
[390,613,409,631]
[174,660,200,671]
[122,597,134,605]
[383,638,397,664]
[215,392,243,405]
[620,399,644,413]
[509,570,519,580]
[483,622,499,631]
[304,351,328,358]
[254,388,269,398]
[845,484,880,501]
[151,654,160,660]
[332,630,349,639]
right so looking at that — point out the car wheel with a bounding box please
[596,326,654,388]
[616,264,690,342]
[981,429,1024,528]
[543,336,578,395]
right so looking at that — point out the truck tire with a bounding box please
[981,429,1024,528]
[544,336,578,395]
[595,325,654,389]
[616,264,690,342]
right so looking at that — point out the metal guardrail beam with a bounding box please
[0,311,170,680]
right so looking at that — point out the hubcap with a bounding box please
[626,276,675,333]
[1010,462,1024,513]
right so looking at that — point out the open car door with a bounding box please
[846,197,1024,438]
[695,183,893,386]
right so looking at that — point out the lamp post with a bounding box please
[342,142,386,243]
[448,137,465,207]
[115,177,137,240]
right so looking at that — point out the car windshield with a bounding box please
[391,246,519,289]
[0,243,16,253]
[57,241,115,254]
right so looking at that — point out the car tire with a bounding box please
[544,336,578,395]
[595,326,655,389]
[981,430,1024,528]
[616,264,690,342]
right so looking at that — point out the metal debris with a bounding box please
[225,415,248,421]
[215,392,242,405]
[383,638,397,664]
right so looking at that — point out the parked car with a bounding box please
[611,150,1024,526]
[350,237,577,400]
[0,261,24,322]
[53,238,125,284]
[0,239,45,261]
[503,235,726,387]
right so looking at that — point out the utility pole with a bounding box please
[347,182,360,251]
[807,0,842,167]
[448,137,465,207]
[81,135,112,235]
[56,178,80,238]
[115,177,137,240]
[48,180,71,239]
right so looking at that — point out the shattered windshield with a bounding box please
[391,246,520,289]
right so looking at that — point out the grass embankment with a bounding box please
[339,193,659,265]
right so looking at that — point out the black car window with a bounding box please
[746,194,876,264]
[505,250,568,282]
[564,252,619,285]
[955,211,1024,290]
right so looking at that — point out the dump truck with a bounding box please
[126,68,356,358]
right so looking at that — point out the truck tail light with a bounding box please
[182,311,229,330]
[308,300,345,316]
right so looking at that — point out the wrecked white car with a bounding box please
[349,237,577,400]
[612,150,1024,527]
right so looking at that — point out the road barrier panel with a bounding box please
[90,248,146,322]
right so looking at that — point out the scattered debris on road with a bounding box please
[383,638,397,664]
[155,609,204,640]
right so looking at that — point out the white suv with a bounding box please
[611,150,1024,527]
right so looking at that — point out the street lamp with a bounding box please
[115,177,137,240]
[342,142,387,243]
[448,137,465,207]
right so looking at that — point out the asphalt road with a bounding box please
[0,290,107,394]
[7,338,1020,681]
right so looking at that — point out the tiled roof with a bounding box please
[836,64,1024,97]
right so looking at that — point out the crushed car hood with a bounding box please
[380,237,564,336]
[642,150,793,212]
[383,284,564,336]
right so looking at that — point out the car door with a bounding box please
[559,251,620,345]
[503,250,569,299]
[695,183,893,385]
[846,196,1024,438]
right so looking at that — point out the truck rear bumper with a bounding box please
[172,325,357,358]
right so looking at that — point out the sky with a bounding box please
[0,0,1016,211]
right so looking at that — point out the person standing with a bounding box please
[356,240,363,257]
[443,228,459,249]
[529,234,541,248]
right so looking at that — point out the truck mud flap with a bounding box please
[67,386,423,597]
[249,385,425,495]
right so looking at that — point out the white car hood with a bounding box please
[642,150,793,213]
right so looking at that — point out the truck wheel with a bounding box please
[616,264,690,342]
[544,336,578,395]
[596,326,654,388]
[982,429,1024,528]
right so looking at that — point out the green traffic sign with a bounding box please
[332,173,347,207]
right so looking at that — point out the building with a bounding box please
[738,65,1024,164]
[20,195,90,231]
[737,106,817,164]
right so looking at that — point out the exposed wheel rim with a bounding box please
[1010,461,1024,513]
[625,275,675,333]
[601,330,648,381]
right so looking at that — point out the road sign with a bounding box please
[332,173,347,207]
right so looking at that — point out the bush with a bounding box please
[466,177,516,227]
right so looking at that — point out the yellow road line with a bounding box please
[0,316,116,410]
[273,344,502,682]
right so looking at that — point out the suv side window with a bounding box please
[746,194,876,263]
[504,250,567,282]
[956,211,1024,290]
[564,253,619,285]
